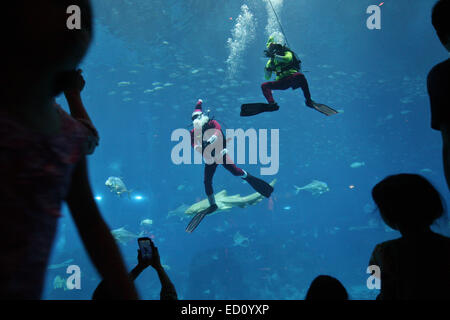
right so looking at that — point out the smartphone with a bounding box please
[138,237,153,261]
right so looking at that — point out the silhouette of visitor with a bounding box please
[0,1,137,299]
[57,69,99,155]
[93,240,178,300]
[428,0,450,190]
[305,275,348,300]
[369,174,450,300]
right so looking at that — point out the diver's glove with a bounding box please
[206,135,217,145]
[220,148,228,156]
[264,49,275,59]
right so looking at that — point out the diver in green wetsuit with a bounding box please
[262,36,314,108]
[241,36,337,117]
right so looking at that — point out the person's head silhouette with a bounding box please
[432,0,450,51]
[3,1,93,97]
[372,174,445,235]
[305,275,348,300]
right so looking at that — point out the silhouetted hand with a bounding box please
[137,249,151,269]
[148,241,163,270]
[63,69,86,93]
[137,240,162,270]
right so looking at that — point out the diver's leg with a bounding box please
[261,81,276,104]
[261,78,292,104]
[204,164,219,206]
[222,155,273,197]
[185,164,219,233]
[222,155,245,177]
[292,73,313,106]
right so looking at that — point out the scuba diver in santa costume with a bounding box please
[186,99,274,233]
[240,36,338,117]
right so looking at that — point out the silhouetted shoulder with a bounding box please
[376,232,450,251]
[371,232,450,299]
[427,58,450,131]
[369,237,402,267]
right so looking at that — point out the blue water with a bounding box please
[43,0,449,300]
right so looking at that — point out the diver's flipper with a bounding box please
[310,102,338,116]
[244,173,274,198]
[240,103,279,117]
[185,204,218,233]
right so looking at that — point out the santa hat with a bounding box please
[192,99,203,118]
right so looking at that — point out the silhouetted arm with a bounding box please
[427,62,450,190]
[65,91,93,124]
[63,70,92,122]
[147,242,178,300]
[129,264,146,281]
[66,158,138,300]
[64,69,99,154]
[155,265,178,300]
[92,264,145,300]
[441,124,450,191]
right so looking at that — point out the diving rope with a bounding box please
[267,0,290,48]
[267,0,309,72]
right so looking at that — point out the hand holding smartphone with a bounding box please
[138,237,153,262]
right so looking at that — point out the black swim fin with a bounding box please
[310,102,338,116]
[240,103,279,117]
[243,173,274,198]
[185,204,218,233]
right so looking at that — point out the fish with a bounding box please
[105,176,133,199]
[111,227,144,245]
[53,275,68,290]
[48,259,74,270]
[167,204,190,220]
[294,180,329,196]
[117,81,131,87]
[348,225,377,231]
[233,231,249,247]
[350,161,365,168]
[183,179,277,216]
[140,219,153,227]
[400,97,413,104]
